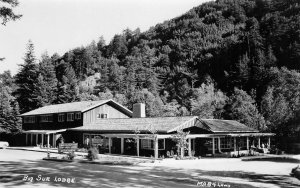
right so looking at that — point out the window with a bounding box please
[220,137,232,149]
[141,139,165,150]
[58,114,65,122]
[67,113,74,121]
[24,116,35,123]
[97,113,108,119]
[75,113,81,120]
[40,115,53,122]
[238,137,247,148]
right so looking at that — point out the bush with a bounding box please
[67,151,76,160]
[87,147,99,161]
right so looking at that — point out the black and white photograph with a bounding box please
[0,0,300,187]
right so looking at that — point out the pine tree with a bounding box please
[14,40,39,113]
[55,60,79,103]
[0,86,21,133]
[35,52,58,106]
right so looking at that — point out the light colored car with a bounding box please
[0,141,9,149]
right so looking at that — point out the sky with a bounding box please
[0,0,209,75]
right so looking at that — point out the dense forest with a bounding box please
[1,0,300,149]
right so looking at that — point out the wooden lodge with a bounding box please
[20,99,274,158]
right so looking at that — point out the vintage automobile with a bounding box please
[0,141,9,149]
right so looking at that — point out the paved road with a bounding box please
[0,149,299,188]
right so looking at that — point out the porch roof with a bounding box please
[23,129,66,134]
[70,116,198,133]
[167,119,259,133]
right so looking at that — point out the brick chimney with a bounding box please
[132,103,146,118]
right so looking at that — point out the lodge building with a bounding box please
[20,99,274,158]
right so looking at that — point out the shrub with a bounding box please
[87,147,99,161]
[67,151,76,160]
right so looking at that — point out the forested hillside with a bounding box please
[1,0,300,148]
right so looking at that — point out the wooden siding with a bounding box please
[83,103,130,124]
[22,112,83,130]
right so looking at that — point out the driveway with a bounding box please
[0,149,299,188]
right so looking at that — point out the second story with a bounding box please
[20,99,133,130]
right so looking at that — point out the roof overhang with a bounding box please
[167,116,198,133]
[81,99,133,117]
[23,129,67,134]
[92,133,275,139]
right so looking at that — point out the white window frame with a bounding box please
[40,115,53,122]
[75,112,81,120]
[58,114,65,122]
[67,113,74,121]
[24,116,35,123]
[141,139,165,150]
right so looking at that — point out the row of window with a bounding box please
[207,137,248,150]
[83,134,165,150]
[24,113,81,123]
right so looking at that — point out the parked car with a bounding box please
[0,141,9,149]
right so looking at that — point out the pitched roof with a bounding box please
[70,117,258,134]
[197,119,258,133]
[20,99,133,117]
[70,116,198,133]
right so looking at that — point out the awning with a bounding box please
[99,132,275,139]
[23,129,66,134]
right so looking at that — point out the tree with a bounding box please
[14,40,39,113]
[129,89,163,117]
[261,67,300,150]
[190,83,227,119]
[35,52,58,106]
[0,86,21,133]
[55,60,79,104]
[172,129,190,159]
[224,88,266,130]
[0,0,22,25]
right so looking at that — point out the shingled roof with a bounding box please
[20,99,133,117]
[70,116,258,134]
[70,116,198,133]
[197,119,258,133]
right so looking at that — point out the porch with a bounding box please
[82,132,274,158]
[23,129,66,148]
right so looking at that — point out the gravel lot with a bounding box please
[0,149,299,188]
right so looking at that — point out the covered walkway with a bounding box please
[23,129,66,148]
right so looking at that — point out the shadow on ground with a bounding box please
[0,159,300,188]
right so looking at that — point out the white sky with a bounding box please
[0,0,209,75]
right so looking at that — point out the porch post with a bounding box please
[136,137,140,156]
[218,137,221,152]
[268,137,271,148]
[154,136,158,159]
[246,137,249,150]
[212,138,215,155]
[36,134,38,146]
[193,139,195,151]
[258,137,261,148]
[52,134,55,148]
[188,138,192,157]
[41,134,44,147]
[233,137,236,152]
[25,133,28,146]
[30,134,33,146]
[121,138,124,154]
[108,137,112,154]
[47,134,50,148]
